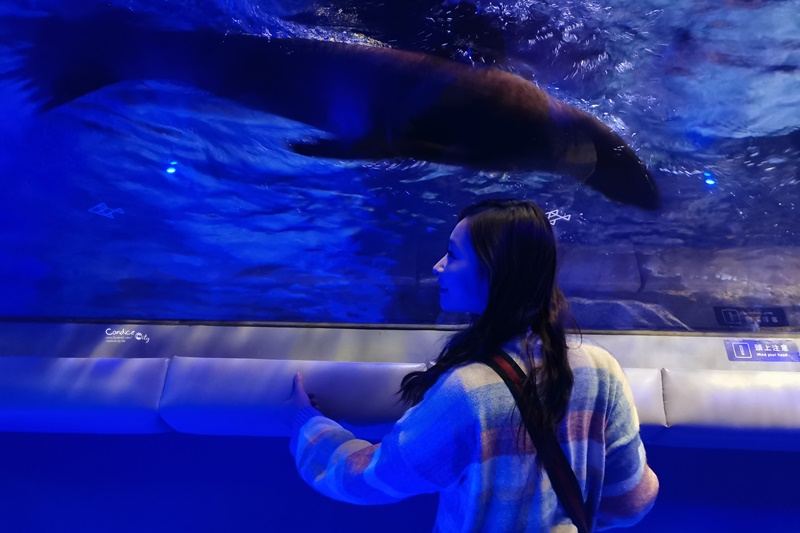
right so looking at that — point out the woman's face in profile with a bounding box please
[433,218,489,315]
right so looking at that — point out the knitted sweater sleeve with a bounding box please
[595,360,659,529]
[290,371,476,505]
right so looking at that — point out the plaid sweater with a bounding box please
[290,340,658,531]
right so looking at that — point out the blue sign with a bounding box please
[725,339,800,362]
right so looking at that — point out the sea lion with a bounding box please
[3,8,659,209]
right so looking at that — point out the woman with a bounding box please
[286,199,658,531]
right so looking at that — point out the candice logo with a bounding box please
[105,328,151,344]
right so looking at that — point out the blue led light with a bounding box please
[705,178,716,185]
[170,161,178,165]
[703,171,715,185]
[167,167,176,174]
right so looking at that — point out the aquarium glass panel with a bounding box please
[1,0,798,331]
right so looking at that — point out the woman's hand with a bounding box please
[283,372,318,427]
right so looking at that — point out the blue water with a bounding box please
[0,0,798,325]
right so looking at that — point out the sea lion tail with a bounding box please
[0,8,154,111]
[583,117,660,210]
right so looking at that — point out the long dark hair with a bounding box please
[400,199,575,439]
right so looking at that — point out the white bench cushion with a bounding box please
[0,357,170,433]
[159,357,426,439]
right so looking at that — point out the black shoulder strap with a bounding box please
[484,351,592,533]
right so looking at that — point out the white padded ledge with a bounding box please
[621,367,667,442]
[663,368,800,428]
[657,368,800,450]
[0,357,171,433]
[159,357,426,439]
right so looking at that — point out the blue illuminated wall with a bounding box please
[1,434,799,532]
